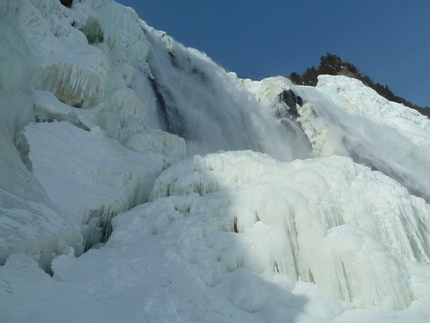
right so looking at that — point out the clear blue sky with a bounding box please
[116,0,430,107]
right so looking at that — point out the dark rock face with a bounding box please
[60,0,73,8]
[277,89,303,120]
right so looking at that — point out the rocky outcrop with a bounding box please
[277,89,303,119]
[60,0,73,8]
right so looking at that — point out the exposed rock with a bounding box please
[278,89,302,119]
[60,0,73,8]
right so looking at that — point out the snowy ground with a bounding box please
[1,1,430,322]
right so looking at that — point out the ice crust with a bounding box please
[0,0,430,322]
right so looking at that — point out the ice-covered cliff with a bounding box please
[1,1,430,322]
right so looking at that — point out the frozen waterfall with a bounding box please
[295,77,430,202]
[132,25,312,160]
[1,1,430,322]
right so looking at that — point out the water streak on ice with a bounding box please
[133,27,310,161]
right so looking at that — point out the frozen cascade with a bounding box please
[0,0,184,264]
[134,26,311,160]
[240,75,430,203]
[5,0,110,108]
[146,151,430,310]
[316,75,430,148]
[1,0,430,321]
[240,76,313,157]
[294,83,430,201]
[0,13,83,267]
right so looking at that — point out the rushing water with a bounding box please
[132,28,312,161]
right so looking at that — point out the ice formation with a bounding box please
[147,151,430,311]
[316,75,430,148]
[0,0,182,264]
[1,0,430,322]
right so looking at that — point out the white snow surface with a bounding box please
[316,75,430,147]
[1,0,430,322]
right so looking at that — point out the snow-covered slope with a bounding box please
[316,75,430,147]
[1,1,430,322]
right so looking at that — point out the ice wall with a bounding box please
[146,151,430,311]
[0,0,183,265]
[0,12,83,267]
